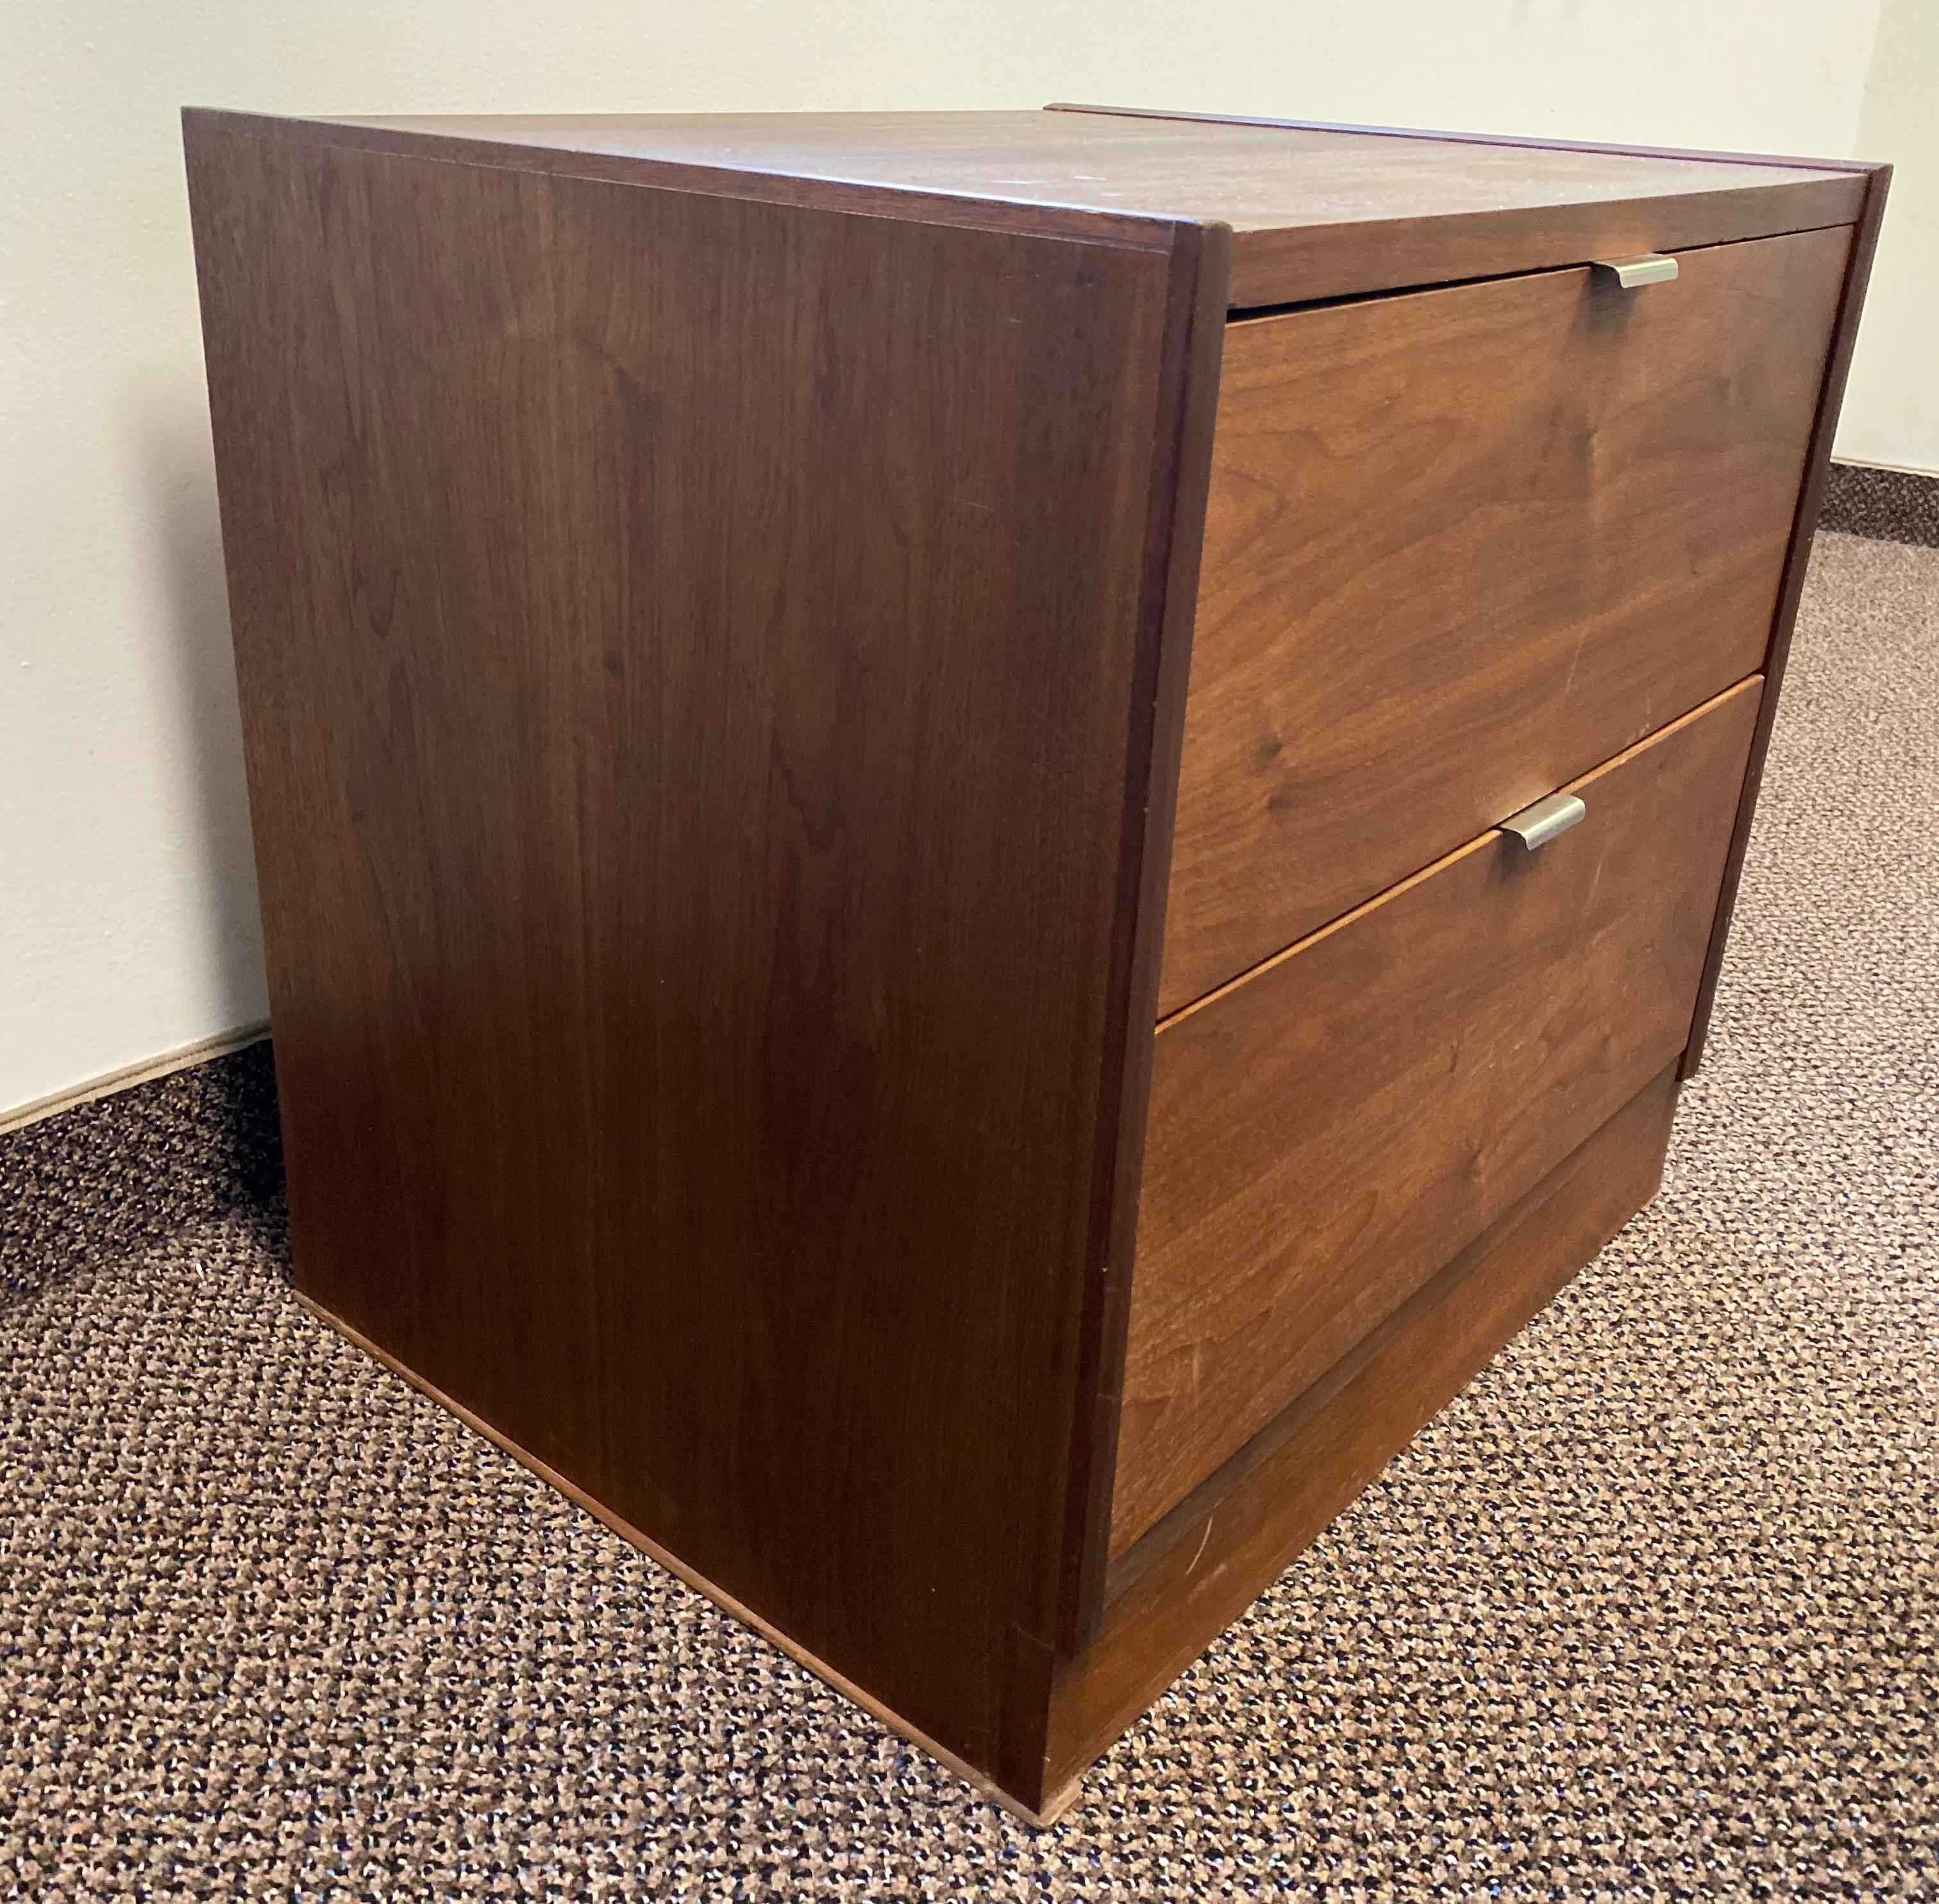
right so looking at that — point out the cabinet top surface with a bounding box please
[239,108,1849,234]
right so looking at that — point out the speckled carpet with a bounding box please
[3,528,1935,1900]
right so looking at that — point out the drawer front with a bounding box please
[1158,223,1847,1017]
[1112,676,1762,1554]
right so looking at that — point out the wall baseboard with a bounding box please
[1,1024,271,1137]
[1820,460,1939,548]
[1831,455,1939,482]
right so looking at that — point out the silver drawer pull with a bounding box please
[1592,253,1679,288]
[1501,792,1586,849]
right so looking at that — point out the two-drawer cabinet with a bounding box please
[186,104,1885,1821]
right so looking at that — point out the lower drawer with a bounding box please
[1054,1065,1681,1801]
[1111,674,1762,1553]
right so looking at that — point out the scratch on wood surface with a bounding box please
[1187,1515,1215,1576]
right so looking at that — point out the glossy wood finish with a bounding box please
[185,103,1881,1821]
[185,110,1205,1786]
[1114,679,1763,1552]
[1048,1064,1681,1801]
[1053,224,1233,1649]
[1046,103,1867,307]
[1050,100,1885,176]
[203,108,1861,312]
[1159,226,1848,1015]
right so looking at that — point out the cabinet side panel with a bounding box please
[185,122,1173,1775]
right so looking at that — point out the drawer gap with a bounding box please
[1225,213,1859,324]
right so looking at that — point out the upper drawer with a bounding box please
[1112,676,1763,1555]
[1158,223,1847,1017]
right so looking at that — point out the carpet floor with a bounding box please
[3,530,1935,1900]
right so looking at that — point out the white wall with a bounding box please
[1837,0,1939,472]
[0,1,1917,1115]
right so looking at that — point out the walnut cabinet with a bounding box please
[185,104,1886,1822]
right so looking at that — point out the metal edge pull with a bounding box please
[1501,792,1587,850]
[1592,253,1679,288]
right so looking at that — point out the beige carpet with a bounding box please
[3,530,1935,1899]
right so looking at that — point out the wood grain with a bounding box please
[1114,678,1763,1553]
[1053,223,1233,1654]
[186,113,1199,1787]
[183,102,1882,1821]
[1045,100,1867,306]
[1159,226,1848,1015]
[187,108,1861,311]
[1048,1064,1681,1799]
[291,1290,1084,1830]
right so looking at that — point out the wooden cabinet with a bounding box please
[184,104,1886,1823]
[1163,226,1848,1010]
[1120,678,1763,1551]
